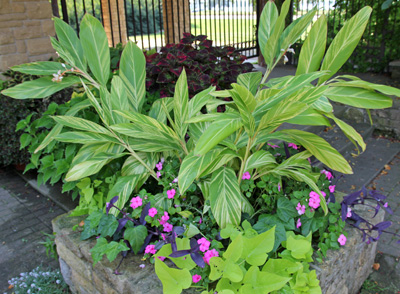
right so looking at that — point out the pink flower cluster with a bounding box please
[308,191,321,209]
[192,274,202,283]
[321,169,333,180]
[197,237,210,252]
[338,234,347,246]
[242,172,251,180]
[329,185,336,193]
[163,222,173,232]
[296,218,301,228]
[130,196,143,209]
[203,249,219,265]
[145,245,157,255]
[288,143,298,150]
[148,207,158,217]
[159,211,170,225]
[296,203,306,215]
[167,189,176,199]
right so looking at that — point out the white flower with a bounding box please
[283,55,289,64]
[61,63,66,68]
[56,280,61,284]
[52,70,63,82]
[287,47,295,54]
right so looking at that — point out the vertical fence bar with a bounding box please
[73,0,80,33]
[83,0,87,14]
[151,0,157,50]
[145,0,151,49]
[60,0,69,23]
[91,0,96,16]
[158,0,163,48]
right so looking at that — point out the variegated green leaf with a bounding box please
[50,37,76,70]
[287,108,331,126]
[80,14,110,85]
[34,99,92,153]
[119,41,146,112]
[230,84,256,135]
[81,81,108,124]
[209,90,232,98]
[188,86,216,118]
[99,86,114,125]
[244,150,277,172]
[66,152,127,181]
[263,0,290,68]
[194,115,243,156]
[319,7,372,84]
[2,76,80,99]
[296,15,327,75]
[173,69,189,140]
[312,96,333,112]
[324,86,392,109]
[258,101,309,130]
[55,131,119,144]
[328,80,400,97]
[52,115,112,135]
[288,86,328,105]
[281,129,353,174]
[188,121,210,141]
[258,1,279,61]
[210,167,248,228]
[11,61,67,76]
[71,142,124,166]
[110,76,129,124]
[53,17,87,70]
[325,113,366,152]
[148,98,173,124]
[237,72,263,96]
[121,153,158,176]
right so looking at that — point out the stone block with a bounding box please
[0,13,26,22]
[12,3,25,13]
[26,38,54,55]
[0,29,14,45]
[42,19,55,36]
[0,0,11,15]
[0,53,28,72]
[16,40,26,53]
[26,2,53,20]
[23,20,41,27]
[13,26,43,40]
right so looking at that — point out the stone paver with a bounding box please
[0,167,64,293]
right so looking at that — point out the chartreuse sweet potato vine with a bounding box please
[2,0,400,293]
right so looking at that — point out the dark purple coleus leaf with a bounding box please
[138,233,154,254]
[173,226,185,236]
[191,252,205,268]
[140,202,151,225]
[157,71,174,83]
[116,218,128,233]
[156,59,169,67]
[169,250,191,258]
[373,221,393,232]
[106,196,119,215]
[155,240,166,250]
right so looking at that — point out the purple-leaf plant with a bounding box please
[341,187,400,244]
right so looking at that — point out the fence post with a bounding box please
[101,0,128,46]
[163,0,190,44]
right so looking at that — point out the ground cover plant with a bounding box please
[3,0,400,293]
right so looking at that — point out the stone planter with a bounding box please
[52,203,384,294]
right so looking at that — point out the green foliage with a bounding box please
[90,237,129,265]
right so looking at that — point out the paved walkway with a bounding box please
[0,167,65,293]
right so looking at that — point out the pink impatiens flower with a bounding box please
[145,245,157,255]
[278,183,281,192]
[163,222,173,232]
[308,191,321,209]
[148,207,158,217]
[383,202,388,208]
[288,143,298,149]
[156,162,163,171]
[192,274,202,283]
[157,256,166,261]
[338,234,347,246]
[203,249,219,265]
[329,185,336,193]
[130,196,143,209]
[167,189,176,199]
[321,170,333,180]
[197,237,211,252]
[267,143,279,149]
[296,218,302,229]
[296,203,306,215]
[156,171,161,178]
[242,172,251,180]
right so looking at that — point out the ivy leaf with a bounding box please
[124,225,148,254]
[97,214,118,237]
[154,258,192,294]
[90,237,129,265]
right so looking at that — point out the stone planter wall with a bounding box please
[52,203,384,294]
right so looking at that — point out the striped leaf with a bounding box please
[34,99,91,153]
[287,108,331,126]
[209,167,245,228]
[173,69,189,140]
[80,14,110,86]
[108,175,142,215]
[66,152,127,182]
[110,76,129,124]
[50,37,77,69]
[81,81,108,124]
[329,80,400,97]
[263,0,290,68]
[55,131,118,144]
[230,84,256,135]
[178,149,237,194]
[319,7,372,84]
[277,8,316,61]
[296,15,327,75]
[71,142,124,166]
[52,115,112,135]
[119,42,146,112]
[237,72,263,96]
[194,115,243,156]
[121,153,158,176]
[258,1,279,61]
[99,86,114,125]
[325,113,366,153]
[288,86,328,105]
[311,96,333,113]
[11,61,66,76]
[53,17,86,70]
[244,150,277,172]
[258,101,309,131]
[188,86,215,118]
[148,98,173,124]
[324,86,392,109]
[281,129,353,174]
[2,76,80,99]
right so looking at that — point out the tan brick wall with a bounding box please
[0,0,56,73]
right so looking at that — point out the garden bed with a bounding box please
[52,202,384,294]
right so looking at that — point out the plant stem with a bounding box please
[238,136,253,185]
